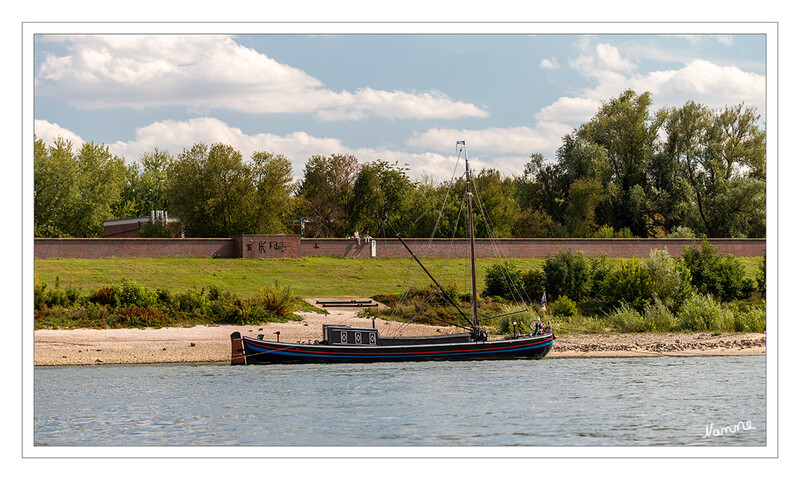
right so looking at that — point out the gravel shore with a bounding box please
[34,303,766,366]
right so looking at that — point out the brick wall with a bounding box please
[34,238,237,259]
[34,236,765,259]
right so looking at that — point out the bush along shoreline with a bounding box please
[34,277,325,329]
[364,239,766,336]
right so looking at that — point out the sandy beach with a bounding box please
[34,302,766,366]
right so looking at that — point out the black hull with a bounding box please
[234,333,555,364]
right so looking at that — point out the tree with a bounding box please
[657,102,766,237]
[34,135,79,237]
[575,89,659,236]
[251,151,297,234]
[348,160,414,238]
[297,154,359,237]
[122,148,173,217]
[166,143,257,237]
[34,136,129,237]
[565,177,604,237]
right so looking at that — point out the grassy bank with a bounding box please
[34,256,762,299]
[34,256,765,333]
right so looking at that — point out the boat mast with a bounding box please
[463,144,480,332]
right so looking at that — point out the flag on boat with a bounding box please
[457,140,465,145]
[540,291,547,313]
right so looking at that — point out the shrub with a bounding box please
[543,250,592,301]
[607,303,646,332]
[483,261,523,299]
[174,288,210,313]
[34,276,47,310]
[90,287,116,306]
[215,298,254,325]
[601,259,655,311]
[643,298,677,331]
[155,288,174,307]
[677,293,729,331]
[644,248,693,309]
[550,295,578,317]
[593,225,635,238]
[256,282,298,316]
[111,306,170,328]
[682,238,748,301]
[521,268,545,302]
[588,255,611,297]
[756,250,766,295]
[666,226,696,238]
[727,301,766,332]
[113,278,156,308]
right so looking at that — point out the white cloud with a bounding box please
[407,123,572,158]
[595,44,636,72]
[539,57,559,69]
[536,39,765,131]
[34,119,84,147]
[639,59,765,111]
[35,35,487,121]
[535,96,601,123]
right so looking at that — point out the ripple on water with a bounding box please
[34,356,766,447]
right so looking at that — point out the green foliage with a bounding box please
[756,250,767,295]
[543,250,592,301]
[34,136,129,237]
[521,268,545,303]
[298,154,360,238]
[120,148,172,218]
[166,143,258,237]
[255,282,299,317]
[111,306,170,328]
[644,248,693,309]
[483,261,523,298]
[550,296,578,317]
[565,178,605,237]
[588,255,611,297]
[139,218,173,238]
[112,278,157,308]
[726,301,766,333]
[607,303,647,332]
[601,258,655,311]
[251,151,299,234]
[642,298,678,331]
[592,225,635,238]
[677,293,729,331]
[174,288,210,314]
[89,287,116,306]
[34,280,303,329]
[682,238,748,301]
[348,160,414,238]
[666,226,696,239]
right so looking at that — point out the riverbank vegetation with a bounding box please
[35,89,765,241]
[34,277,326,329]
[364,239,766,336]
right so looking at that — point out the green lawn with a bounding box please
[34,256,762,299]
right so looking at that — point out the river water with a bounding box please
[34,356,765,447]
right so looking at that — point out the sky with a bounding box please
[32,29,768,182]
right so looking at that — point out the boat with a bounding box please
[231,141,555,364]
